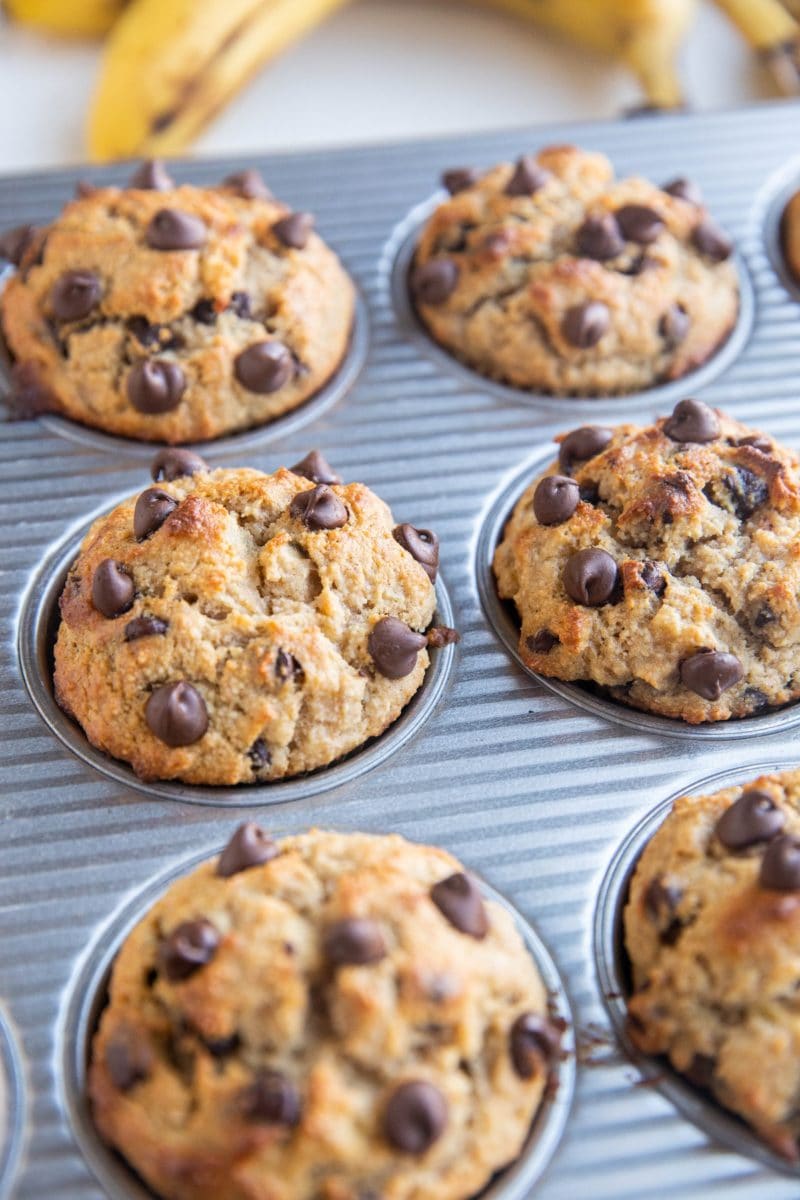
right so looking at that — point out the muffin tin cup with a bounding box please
[593,758,800,1177]
[475,444,800,741]
[17,502,457,808]
[58,839,575,1200]
[760,155,800,305]
[384,195,756,423]
[0,1007,26,1200]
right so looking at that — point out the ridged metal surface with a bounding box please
[2,101,800,1197]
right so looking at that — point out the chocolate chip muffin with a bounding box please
[625,768,800,1160]
[89,825,563,1200]
[493,399,800,723]
[53,450,452,785]
[411,145,738,395]
[0,161,355,443]
[781,188,800,286]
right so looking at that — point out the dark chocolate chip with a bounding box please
[703,467,768,521]
[92,559,134,619]
[217,822,278,878]
[692,220,733,262]
[576,214,624,260]
[615,204,665,244]
[367,616,426,679]
[680,650,743,700]
[410,259,459,306]
[644,877,683,945]
[151,447,207,482]
[273,212,314,249]
[663,177,703,206]
[759,835,800,891]
[127,360,186,414]
[685,1054,715,1089]
[105,1026,153,1091]
[145,208,206,251]
[205,1034,240,1058]
[663,398,720,444]
[561,301,610,349]
[50,270,102,322]
[659,303,690,348]
[384,1081,447,1154]
[124,615,168,641]
[290,484,348,531]
[509,1013,562,1078]
[533,475,580,526]
[430,872,488,939]
[159,919,219,981]
[275,648,304,682]
[145,681,208,746]
[745,686,770,714]
[526,630,558,653]
[234,341,294,393]
[241,1071,301,1125]
[6,360,58,417]
[133,487,177,540]
[0,224,36,267]
[229,290,252,319]
[323,918,387,966]
[247,738,271,772]
[558,425,613,473]
[126,315,161,347]
[505,155,549,196]
[392,524,439,581]
[129,159,174,190]
[442,167,480,194]
[222,169,272,200]
[190,298,217,325]
[715,790,785,850]
[640,560,666,596]
[563,548,618,607]
[579,482,599,505]
[615,251,654,277]
[289,450,342,485]
[735,434,772,454]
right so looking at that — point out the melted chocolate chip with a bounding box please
[685,1054,715,1089]
[129,159,174,190]
[558,426,613,474]
[615,204,665,244]
[505,155,549,196]
[703,467,768,521]
[659,303,690,348]
[290,484,348,531]
[133,487,177,540]
[105,1026,153,1091]
[392,524,439,581]
[576,214,624,260]
[509,1013,562,1078]
[217,822,278,877]
[442,167,480,194]
[190,298,217,324]
[234,341,294,393]
[526,630,558,653]
[222,169,272,200]
[0,224,36,267]
[533,475,580,525]
[430,872,488,939]
[124,615,168,641]
[410,259,459,306]
[644,876,683,944]
[640,560,666,596]
[50,270,102,322]
[151,448,207,482]
[663,177,703,206]
[760,835,800,891]
[384,1081,448,1154]
[126,315,162,347]
[145,681,208,746]
[241,1071,301,1125]
[323,918,387,966]
[273,212,314,249]
[275,648,304,682]
[159,919,219,981]
[145,208,206,251]
[229,291,252,319]
[715,790,785,850]
[563,548,618,607]
[289,450,342,485]
[735,434,772,454]
[127,360,186,414]
[92,559,134,619]
[679,650,743,700]
[247,739,271,773]
[663,398,719,444]
[368,617,426,679]
[692,220,733,262]
[561,301,610,349]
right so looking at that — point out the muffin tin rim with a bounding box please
[0,1004,26,1200]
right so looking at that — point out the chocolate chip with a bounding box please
[126,316,161,347]
[129,159,174,190]
[392,524,439,581]
[151,447,207,482]
[133,487,177,540]
[384,1081,447,1154]
[760,835,800,891]
[561,301,610,349]
[533,475,579,526]
[50,270,102,322]
[205,1034,239,1058]
[558,426,613,473]
[563,548,618,606]
[234,341,294,393]
[368,617,426,679]
[715,790,785,850]
[685,1054,715,1088]
[273,212,314,249]
[640,560,666,595]
[145,208,206,251]
[275,648,304,682]
[6,361,57,417]
[0,224,36,267]
[145,681,208,746]
[745,687,770,714]
[505,155,549,196]
[127,360,186,414]
[576,214,624,261]
[125,615,168,641]
[105,1026,153,1091]
[323,918,387,966]
[616,251,654,277]
[527,630,558,653]
[692,220,733,262]
[190,298,217,324]
[663,398,719,444]
[92,559,134,619]
[644,877,683,944]
[159,919,219,981]
[679,650,743,700]
[703,467,768,521]
[509,1013,562,1078]
[223,169,272,200]
[430,872,488,938]
[615,204,665,244]
[659,303,690,348]
[290,484,348,531]
[663,177,703,206]
[289,450,342,485]
[410,259,459,306]
[241,1071,301,1125]
[442,167,480,194]
[247,739,271,772]
[229,290,251,319]
[217,822,278,877]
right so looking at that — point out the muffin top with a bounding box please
[782,188,800,287]
[90,826,562,1200]
[493,399,800,723]
[0,162,355,443]
[54,450,445,785]
[411,145,738,396]
[626,768,800,1160]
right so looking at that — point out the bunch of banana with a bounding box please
[3,0,800,161]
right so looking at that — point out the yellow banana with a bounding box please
[711,0,800,93]
[87,0,354,161]
[3,0,127,36]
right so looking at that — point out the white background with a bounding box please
[0,0,781,173]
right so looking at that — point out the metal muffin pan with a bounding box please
[3,101,800,1198]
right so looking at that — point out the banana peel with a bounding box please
[3,0,127,37]
[87,0,354,161]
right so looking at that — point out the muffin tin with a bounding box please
[4,100,800,1198]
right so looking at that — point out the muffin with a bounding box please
[411,145,738,396]
[53,449,454,785]
[782,188,800,286]
[493,398,800,723]
[625,768,800,1160]
[0,161,355,442]
[89,825,564,1200]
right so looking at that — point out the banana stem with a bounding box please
[712,0,800,93]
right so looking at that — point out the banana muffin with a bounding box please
[53,449,451,785]
[782,188,800,286]
[89,825,564,1200]
[411,145,738,395]
[0,161,355,442]
[493,399,800,723]
[626,768,800,1159]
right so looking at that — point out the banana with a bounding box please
[3,0,127,37]
[711,0,800,93]
[87,0,354,161]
